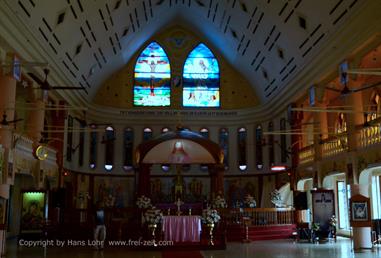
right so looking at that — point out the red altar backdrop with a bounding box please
[162,215,201,242]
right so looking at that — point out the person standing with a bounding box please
[94,201,106,250]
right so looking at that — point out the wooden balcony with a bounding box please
[298,146,315,164]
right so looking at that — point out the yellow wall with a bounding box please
[94,25,259,109]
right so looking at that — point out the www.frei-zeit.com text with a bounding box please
[18,239,174,248]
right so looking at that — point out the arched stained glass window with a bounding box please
[238,127,247,171]
[219,128,229,170]
[123,128,134,171]
[162,127,170,133]
[256,125,263,170]
[134,42,171,106]
[183,43,220,107]
[89,125,97,169]
[104,126,115,171]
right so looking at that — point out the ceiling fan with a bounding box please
[28,68,85,91]
[325,78,381,97]
[0,112,23,126]
[74,111,110,128]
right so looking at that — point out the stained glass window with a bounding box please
[134,42,171,106]
[219,128,229,170]
[183,43,220,107]
[123,128,134,171]
[238,127,247,171]
[104,126,115,171]
[200,128,209,138]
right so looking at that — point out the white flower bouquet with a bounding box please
[213,195,227,208]
[144,207,163,225]
[201,208,221,225]
[244,194,257,208]
[136,195,152,209]
[270,189,284,207]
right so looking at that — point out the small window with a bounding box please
[123,128,133,171]
[143,127,153,141]
[256,125,263,170]
[238,127,247,171]
[104,126,115,171]
[89,124,97,169]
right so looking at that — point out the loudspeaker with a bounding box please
[294,191,308,210]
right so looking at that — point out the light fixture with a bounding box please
[271,165,287,171]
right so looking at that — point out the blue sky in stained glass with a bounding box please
[182,43,220,107]
[183,43,219,79]
[135,42,170,77]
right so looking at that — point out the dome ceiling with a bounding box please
[0,0,379,109]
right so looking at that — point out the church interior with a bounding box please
[0,0,381,257]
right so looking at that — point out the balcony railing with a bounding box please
[298,145,315,164]
[359,124,381,148]
[321,134,348,157]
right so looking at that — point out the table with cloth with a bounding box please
[162,215,201,242]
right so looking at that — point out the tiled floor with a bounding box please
[6,238,381,258]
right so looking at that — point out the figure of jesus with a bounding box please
[137,58,168,96]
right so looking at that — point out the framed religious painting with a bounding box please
[20,191,46,234]
[350,194,371,227]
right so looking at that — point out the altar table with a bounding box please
[162,215,201,242]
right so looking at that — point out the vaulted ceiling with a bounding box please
[0,0,380,110]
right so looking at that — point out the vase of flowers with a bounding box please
[202,208,221,246]
[144,207,163,240]
[244,194,257,208]
[136,195,152,209]
[270,189,284,208]
[213,195,227,209]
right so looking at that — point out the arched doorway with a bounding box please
[135,128,224,200]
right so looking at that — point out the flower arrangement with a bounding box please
[201,208,221,225]
[270,189,284,207]
[144,207,163,225]
[213,195,227,208]
[244,194,257,208]
[136,195,152,209]
[329,215,337,227]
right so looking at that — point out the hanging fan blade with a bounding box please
[28,69,85,91]
[49,86,86,90]
[352,81,381,92]
[8,118,24,124]
[27,72,44,86]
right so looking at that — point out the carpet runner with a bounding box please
[162,250,203,258]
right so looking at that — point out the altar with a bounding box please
[162,215,201,242]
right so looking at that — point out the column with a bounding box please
[209,164,224,198]
[0,71,17,257]
[350,184,372,250]
[137,164,151,197]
